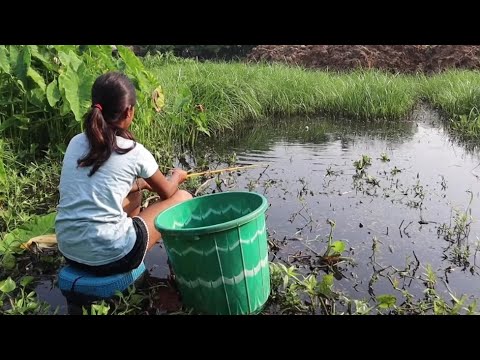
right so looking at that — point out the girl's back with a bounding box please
[56,132,157,266]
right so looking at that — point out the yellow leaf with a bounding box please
[21,234,57,250]
[152,86,165,112]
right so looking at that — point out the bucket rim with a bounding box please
[154,191,268,236]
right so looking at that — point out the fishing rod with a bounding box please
[186,163,268,178]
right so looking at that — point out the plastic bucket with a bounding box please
[154,191,270,315]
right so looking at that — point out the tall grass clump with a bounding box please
[145,55,480,142]
[419,70,480,139]
[420,70,480,115]
[144,56,422,149]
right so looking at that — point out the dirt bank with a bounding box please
[247,45,480,73]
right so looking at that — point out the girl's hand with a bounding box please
[171,168,188,184]
[144,169,188,200]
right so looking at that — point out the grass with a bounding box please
[3,54,480,159]
[141,58,418,144]
[419,69,480,115]
[0,143,60,234]
[132,56,480,151]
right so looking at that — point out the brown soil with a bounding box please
[247,45,480,73]
[145,277,182,313]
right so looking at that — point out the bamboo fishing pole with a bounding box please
[186,163,267,178]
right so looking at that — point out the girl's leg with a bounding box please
[137,190,192,250]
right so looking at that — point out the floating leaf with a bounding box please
[318,274,335,298]
[377,294,396,309]
[330,240,346,254]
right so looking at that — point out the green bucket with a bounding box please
[154,191,270,315]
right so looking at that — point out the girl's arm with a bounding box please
[144,169,188,200]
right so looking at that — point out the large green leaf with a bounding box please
[46,79,61,107]
[29,45,55,71]
[58,67,81,121]
[83,45,112,56]
[27,67,46,92]
[0,45,10,74]
[117,46,145,72]
[58,50,82,72]
[53,45,77,55]
[134,70,150,94]
[57,51,71,69]
[76,63,95,114]
[14,46,31,87]
[30,88,46,108]
[87,45,116,69]
[0,212,56,254]
[59,91,71,116]
[69,50,83,72]
[8,46,18,70]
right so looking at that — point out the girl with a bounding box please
[55,71,192,276]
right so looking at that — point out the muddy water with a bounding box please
[189,107,480,302]
[36,107,480,312]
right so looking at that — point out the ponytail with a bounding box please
[77,72,137,176]
[77,105,136,176]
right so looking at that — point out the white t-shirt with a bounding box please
[55,133,158,266]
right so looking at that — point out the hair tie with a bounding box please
[92,104,103,111]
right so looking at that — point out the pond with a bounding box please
[36,106,480,313]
